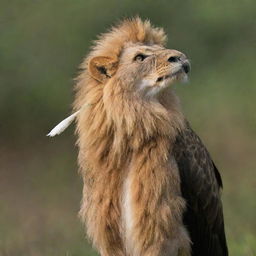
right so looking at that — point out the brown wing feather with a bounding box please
[173,122,228,256]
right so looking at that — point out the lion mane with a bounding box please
[74,17,191,256]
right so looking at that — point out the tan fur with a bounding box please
[74,17,191,256]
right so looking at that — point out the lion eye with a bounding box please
[134,54,147,62]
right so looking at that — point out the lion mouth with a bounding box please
[156,63,190,83]
[156,69,182,83]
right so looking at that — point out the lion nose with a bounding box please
[182,62,190,73]
[167,52,190,73]
[167,50,190,74]
[167,50,184,63]
[168,56,181,63]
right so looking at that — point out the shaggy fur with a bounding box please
[74,17,191,256]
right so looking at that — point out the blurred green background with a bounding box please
[0,0,255,255]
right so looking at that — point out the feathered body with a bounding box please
[74,18,228,256]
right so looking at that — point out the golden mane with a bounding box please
[89,17,167,59]
[74,17,190,256]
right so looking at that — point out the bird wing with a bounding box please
[173,122,228,256]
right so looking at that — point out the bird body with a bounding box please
[173,123,228,255]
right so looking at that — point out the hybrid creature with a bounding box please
[72,17,228,256]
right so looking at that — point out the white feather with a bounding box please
[47,110,80,137]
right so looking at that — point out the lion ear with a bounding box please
[88,56,118,83]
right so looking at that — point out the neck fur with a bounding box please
[75,76,185,169]
[75,76,187,255]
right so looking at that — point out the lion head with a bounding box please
[87,18,190,99]
[75,17,190,110]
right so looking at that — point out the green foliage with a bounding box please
[0,0,255,255]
